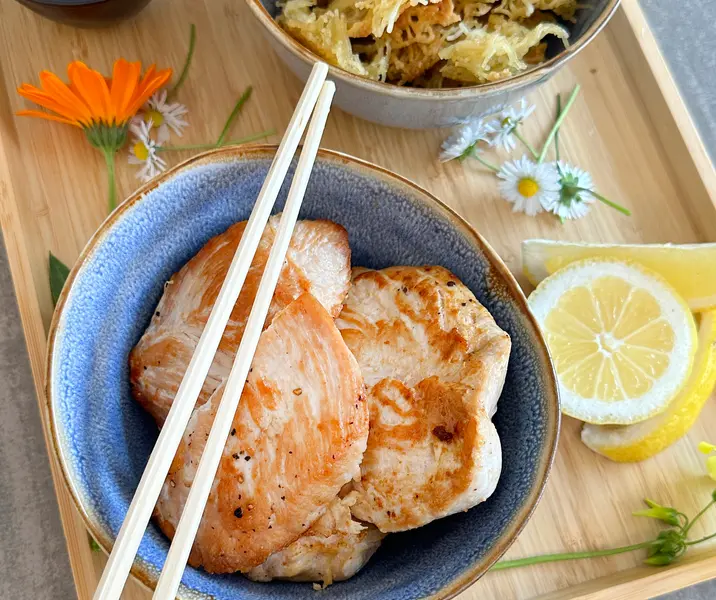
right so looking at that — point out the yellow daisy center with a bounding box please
[518,177,540,198]
[145,109,165,127]
[133,141,150,161]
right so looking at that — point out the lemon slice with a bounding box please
[528,258,697,424]
[522,240,716,311]
[581,310,716,461]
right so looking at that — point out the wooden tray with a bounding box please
[1,1,715,598]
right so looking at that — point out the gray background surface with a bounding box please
[0,1,714,599]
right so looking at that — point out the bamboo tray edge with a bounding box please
[0,1,715,598]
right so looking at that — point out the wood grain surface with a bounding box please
[0,0,715,598]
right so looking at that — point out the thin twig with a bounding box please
[216,87,253,146]
[581,188,631,216]
[464,146,500,172]
[684,500,715,536]
[157,129,275,152]
[168,24,196,101]
[492,541,655,571]
[514,128,539,160]
[554,94,562,162]
[538,85,580,163]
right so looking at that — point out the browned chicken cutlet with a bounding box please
[154,294,368,573]
[336,266,511,532]
[246,493,385,585]
[129,216,351,425]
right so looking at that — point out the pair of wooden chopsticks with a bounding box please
[94,62,335,600]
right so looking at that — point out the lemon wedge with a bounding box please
[528,258,697,424]
[581,310,716,461]
[522,240,716,311]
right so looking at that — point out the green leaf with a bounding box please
[633,499,682,527]
[87,532,100,552]
[645,554,675,566]
[49,252,70,306]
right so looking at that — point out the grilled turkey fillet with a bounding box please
[336,266,511,532]
[246,493,385,585]
[154,294,368,573]
[130,216,351,425]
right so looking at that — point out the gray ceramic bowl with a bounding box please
[47,146,559,599]
[244,0,620,128]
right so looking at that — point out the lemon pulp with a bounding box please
[528,258,697,424]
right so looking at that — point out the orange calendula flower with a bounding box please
[17,59,172,210]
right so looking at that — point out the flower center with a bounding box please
[133,141,150,161]
[146,109,165,127]
[517,177,540,198]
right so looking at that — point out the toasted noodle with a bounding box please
[387,0,459,83]
[439,15,568,83]
[279,0,380,78]
[454,0,497,20]
[278,0,572,87]
[329,0,373,37]
[355,0,441,37]
[494,0,578,21]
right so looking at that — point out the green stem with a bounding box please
[491,541,655,571]
[467,147,500,172]
[684,500,715,536]
[217,87,253,145]
[168,24,196,101]
[554,94,562,162]
[102,148,117,212]
[538,84,580,163]
[580,187,631,216]
[157,129,275,152]
[514,129,539,160]
[686,530,716,546]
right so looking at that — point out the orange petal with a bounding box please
[124,66,172,118]
[109,59,141,122]
[17,84,86,124]
[16,109,81,127]
[68,61,113,122]
[39,70,93,121]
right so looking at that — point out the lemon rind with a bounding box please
[581,310,716,461]
[522,239,716,312]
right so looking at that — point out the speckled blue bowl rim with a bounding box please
[45,144,560,600]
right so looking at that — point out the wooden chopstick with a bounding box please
[152,80,337,599]
[93,62,329,600]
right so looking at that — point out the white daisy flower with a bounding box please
[540,161,596,220]
[489,98,536,152]
[439,103,507,162]
[128,119,167,183]
[497,156,560,216]
[139,90,189,144]
[440,120,495,162]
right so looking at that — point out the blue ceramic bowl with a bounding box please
[46,146,559,600]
